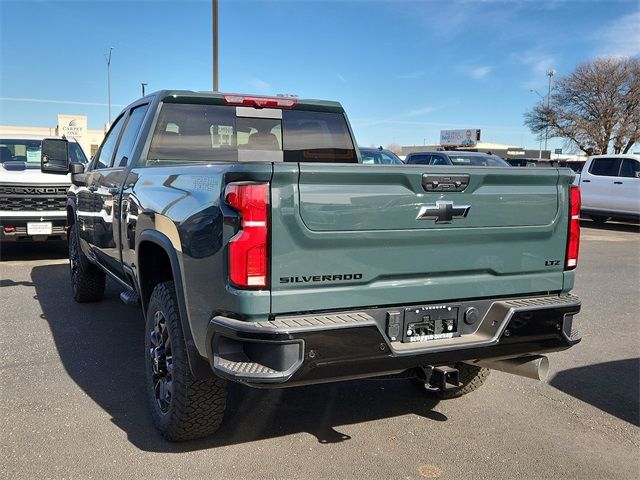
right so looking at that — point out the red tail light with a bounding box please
[225,182,269,288]
[223,94,297,109]
[565,185,581,270]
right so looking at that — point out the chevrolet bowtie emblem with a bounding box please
[416,201,471,223]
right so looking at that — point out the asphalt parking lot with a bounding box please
[1,220,638,480]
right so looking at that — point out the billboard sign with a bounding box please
[440,129,481,147]
[58,115,87,139]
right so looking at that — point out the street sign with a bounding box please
[554,148,562,154]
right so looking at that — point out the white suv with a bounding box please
[575,154,640,223]
[0,135,87,241]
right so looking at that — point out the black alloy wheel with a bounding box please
[149,310,174,414]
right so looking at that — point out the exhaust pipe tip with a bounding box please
[472,355,549,381]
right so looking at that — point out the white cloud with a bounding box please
[597,11,640,57]
[518,51,556,76]
[468,66,493,79]
[247,79,272,94]
[337,73,347,83]
[513,50,556,89]
[403,106,435,117]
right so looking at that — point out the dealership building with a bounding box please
[0,115,106,158]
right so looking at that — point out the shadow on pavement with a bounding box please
[549,358,640,426]
[0,241,68,261]
[32,263,446,453]
[579,219,639,233]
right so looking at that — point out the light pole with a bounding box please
[141,82,148,96]
[104,47,113,125]
[212,0,219,92]
[530,88,544,159]
[544,69,555,155]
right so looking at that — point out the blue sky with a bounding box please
[1,0,638,151]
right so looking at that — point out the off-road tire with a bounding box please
[68,223,105,302]
[145,281,227,441]
[589,215,609,224]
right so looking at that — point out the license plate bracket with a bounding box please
[27,222,53,235]
[403,305,460,342]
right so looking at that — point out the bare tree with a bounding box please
[525,57,640,155]
[385,143,402,154]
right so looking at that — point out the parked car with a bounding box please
[506,158,586,172]
[506,158,558,167]
[559,160,586,173]
[359,147,404,165]
[574,154,639,223]
[0,135,87,241]
[405,151,510,167]
[42,90,581,441]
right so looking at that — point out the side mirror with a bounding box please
[41,138,70,174]
[69,162,85,174]
[635,171,640,179]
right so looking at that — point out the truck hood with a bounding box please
[0,163,71,185]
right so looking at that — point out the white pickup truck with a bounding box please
[574,154,640,224]
[0,135,87,241]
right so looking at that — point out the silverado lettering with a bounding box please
[279,273,363,283]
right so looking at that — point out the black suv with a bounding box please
[405,151,510,167]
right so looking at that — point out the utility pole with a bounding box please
[530,88,544,159]
[141,82,148,96]
[212,0,219,92]
[544,69,555,156]
[104,47,113,125]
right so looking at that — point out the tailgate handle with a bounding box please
[422,174,469,192]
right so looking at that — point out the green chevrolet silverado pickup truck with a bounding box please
[41,91,582,441]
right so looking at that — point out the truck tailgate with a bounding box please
[270,163,572,315]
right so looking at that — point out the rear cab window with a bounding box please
[407,154,431,165]
[145,102,356,166]
[447,154,510,167]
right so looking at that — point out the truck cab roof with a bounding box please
[144,90,345,114]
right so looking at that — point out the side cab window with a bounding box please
[113,104,149,167]
[618,158,640,178]
[589,158,620,177]
[93,114,126,169]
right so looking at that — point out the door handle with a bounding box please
[614,181,623,185]
[582,179,590,183]
[87,184,98,192]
